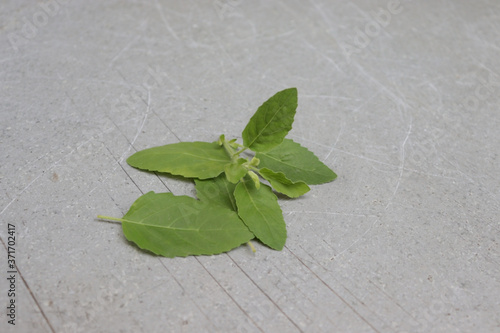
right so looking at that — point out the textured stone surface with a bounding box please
[1,1,499,332]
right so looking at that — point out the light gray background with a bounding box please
[1,1,499,332]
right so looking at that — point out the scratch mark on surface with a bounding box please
[86,90,151,197]
[226,254,304,332]
[0,239,56,332]
[155,0,180,40]
[286,247,381,332]
[196,257,266,332]
[108,35,141,69]
[157,258,217,330]
[121,90,150,163]
[300,38,342,73]
[0,176,41,216]
[323,121,344,161]
[285,210,378,218]
[352,62,408,112]
[333,218,379,258]
[300,94,357,101]
[213,36,236,67]
[271,259,338,329]
[308,0,332,30]
[325,146,399,169]
[385,118,412,210]
[0,126,113,217]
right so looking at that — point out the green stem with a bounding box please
[248,165,261,173]
[247,241,256,253]
[97,215,123,223]
[234,147,248,155]
[221,137,238,161]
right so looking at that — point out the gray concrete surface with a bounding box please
[1,1,499,332]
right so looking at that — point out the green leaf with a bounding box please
[195,174,237,211]
[234,178,286,250]
[118,191,253,257]
[242,88,298,152]
[258,168,310,198]
[127,142,231,179]
[256,139,337,185]
[224,158,248,184]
